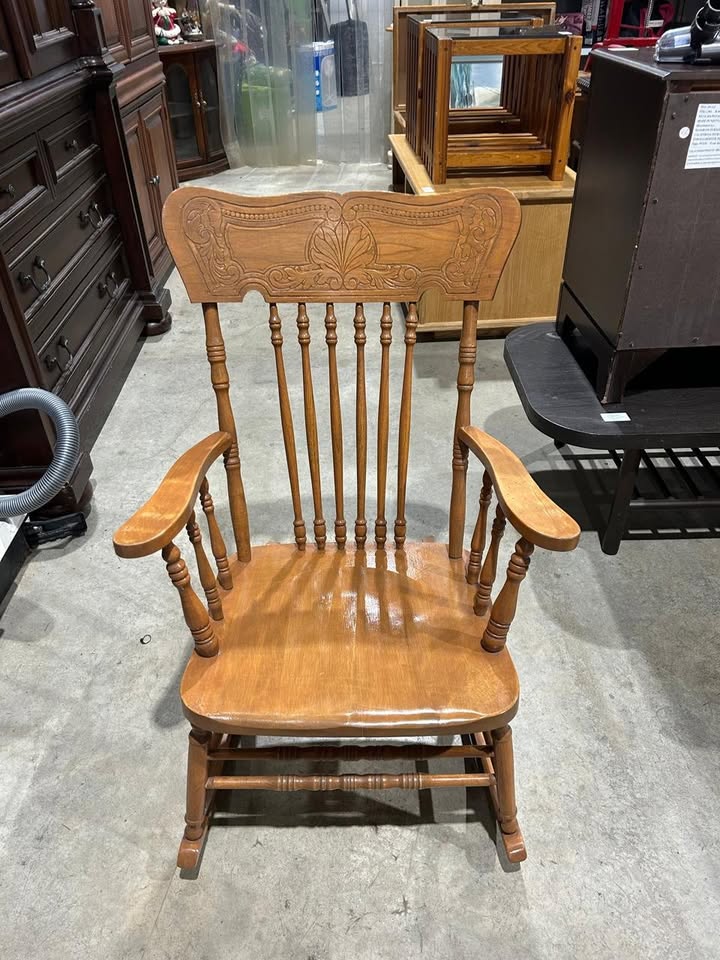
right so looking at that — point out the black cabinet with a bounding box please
[560,48,720,402]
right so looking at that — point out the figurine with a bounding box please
[180,8,204,42]
[152,1,183,45]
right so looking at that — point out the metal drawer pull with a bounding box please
[148,174,160,186]
[19,256,52,294]
[65,138,80,152]
[79,202,104,228]
[1,183,16,198]
[45,337,74,374]
[98,271,121,298]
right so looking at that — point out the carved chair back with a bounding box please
[162,188,521,562]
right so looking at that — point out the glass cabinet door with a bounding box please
[165,61,202,163]
[198,54,224,160]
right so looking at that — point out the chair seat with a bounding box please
[181,541,519,737]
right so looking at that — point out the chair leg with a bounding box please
[491,724,527,863]
[177,726,211,871]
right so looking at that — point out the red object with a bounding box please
[594,0,674,52]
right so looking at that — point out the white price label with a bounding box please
[601,412,631,422]
[685,103,720,169]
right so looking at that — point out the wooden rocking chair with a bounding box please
[113,187,580,872]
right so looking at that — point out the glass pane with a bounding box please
[200,58,223,156]
[166,63,201,161]
[450,55,503,109]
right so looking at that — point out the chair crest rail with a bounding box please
[162,187,521,303]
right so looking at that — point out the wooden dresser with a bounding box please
[95,0,178,333]
[0,1,177,515]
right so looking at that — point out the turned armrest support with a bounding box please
[113,432,233,559]
[458,426,580,552]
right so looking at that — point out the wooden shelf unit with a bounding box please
[391,2,556,133]
[405,12,545,155]
[419,26,581,184]
[390,134,575,336]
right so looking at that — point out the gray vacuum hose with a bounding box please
[0,388,80,519]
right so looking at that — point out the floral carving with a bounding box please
[179,191,513,299]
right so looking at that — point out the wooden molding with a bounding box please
[163,187,522,303]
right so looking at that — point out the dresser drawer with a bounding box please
[10,176,115,320]
[39,241,131,394]
[41,108,102,189]
[0,134,52,233]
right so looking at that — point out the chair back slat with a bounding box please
[202,302,251,562]
[325,303,346,547]
[354,303,368,548]
[375,302,392,548]
[269,303,307,550]
[297,302,326,549]
[394,302,418,548]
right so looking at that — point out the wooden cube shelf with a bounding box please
[392,3,556,131]
[419,26,581,183]
[406,12,545,156]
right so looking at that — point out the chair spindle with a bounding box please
[354,303,368,547]
[269,304,307,550]
[473,504,507,617]
[325,303,346,547]
[202,302,251,562]
[297,303,326,549]
[449,300,479,558]
[482,537,534,653]
[186,509,224,621]
[375,302,392,548]
[394,301,418,548]
[198,477,233,590]
[466,470,492,584]
[162,541,218,657]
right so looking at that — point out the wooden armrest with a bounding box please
[459,426,580,552]
[113,432,233,559]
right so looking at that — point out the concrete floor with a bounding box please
[2,162,720,960]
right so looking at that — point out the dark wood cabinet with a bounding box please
[0,0,177,516]
[94,0,178,335]
[123,92,175,271]
[7,0,79,76]
[160,41,228,181]
[0,10,21,88]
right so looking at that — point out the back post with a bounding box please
[449,301,479,558]
[202,302,251,562]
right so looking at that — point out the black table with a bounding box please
[503,324,720,553]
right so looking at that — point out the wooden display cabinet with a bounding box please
[159,40,228,181]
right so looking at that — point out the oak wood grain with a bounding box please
[394,303,418,548]
[113,432,232,559]
[180,541,520,736]
[269,303,307,549]
[199,477,233,590]
[460,425,581,550]
[203,302,251,562]
[297,302,326,549]
[162,188,521,303]
[325,302,347,547]
[375,302,392,548]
